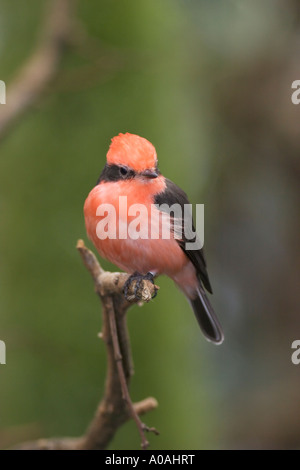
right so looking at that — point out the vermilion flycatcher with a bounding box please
[84,133,223,344]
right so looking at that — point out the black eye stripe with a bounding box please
[96,164,135,184]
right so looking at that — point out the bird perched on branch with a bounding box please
[84,133,223,344]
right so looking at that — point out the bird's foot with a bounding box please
[143,272,158,298]
[124,271,158,301]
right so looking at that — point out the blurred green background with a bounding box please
[1,0,300,450]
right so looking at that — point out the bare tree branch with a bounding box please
[77,240,159,450]
[13,240,159,450]
[0,0,75,142]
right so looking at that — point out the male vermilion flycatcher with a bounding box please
[84,133,223,344]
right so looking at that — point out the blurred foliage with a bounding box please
[0,0,299,450]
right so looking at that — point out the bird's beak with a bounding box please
[141,169,158,179]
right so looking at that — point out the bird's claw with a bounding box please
[143,272,158,298]
[124,271,158,301]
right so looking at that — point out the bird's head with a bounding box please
[104,133,159,181]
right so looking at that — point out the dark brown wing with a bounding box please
[154,178,212,293]
[155,178,223,344]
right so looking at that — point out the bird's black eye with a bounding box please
[119,166,128,177]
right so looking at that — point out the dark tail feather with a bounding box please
[190,285,224,345]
